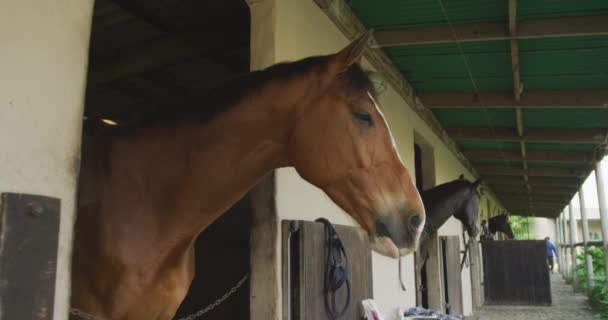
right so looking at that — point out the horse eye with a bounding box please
[352,111,373,127]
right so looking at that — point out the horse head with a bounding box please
[453,174,482,238]
[490,214,514,239]
[287,33,425,258]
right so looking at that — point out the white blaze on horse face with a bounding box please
[367,92,402,163]
[367,92,426,235]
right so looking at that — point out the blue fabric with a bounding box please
[546,241,558,257]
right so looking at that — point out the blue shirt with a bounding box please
[546,241,558,257]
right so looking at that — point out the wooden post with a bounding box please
[568,204,579,291]
[578,188,595,292]
[469,238,483,309]
[247,1,280,319]
[594,160,608,282]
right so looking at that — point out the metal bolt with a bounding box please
[26,202,43,217]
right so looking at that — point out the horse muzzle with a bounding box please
[372,213,424,258]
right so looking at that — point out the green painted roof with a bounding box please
[347,0,608,217]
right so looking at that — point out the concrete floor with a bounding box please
[473,273,600,320]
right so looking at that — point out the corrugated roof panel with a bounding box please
[458,140,519,150]
[432,108,516,127]
[527,161,585,168]
[386,41,512,92]
[518,0,608,19]
[524,109,608,128]
[349,0,507,29]
[525,142,596,152]
[520,36,608,90]
[472,159,521,166]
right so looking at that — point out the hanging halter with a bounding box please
[315,218,351,320]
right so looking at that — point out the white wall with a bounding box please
[0,0,94,318]
[532,218,557,241]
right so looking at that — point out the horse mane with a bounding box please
[420,180,472,207]
[86,54,375,136]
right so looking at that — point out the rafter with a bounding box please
[501,194,570,202]
[419,90,608,108]
[89,0,246,85]
[447,127,606,144]
[375,15,608,46]
[465,149,592,163]
[485,176,582,188]
[477,165,588,177]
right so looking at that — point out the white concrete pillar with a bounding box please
[0,1,94,319]
[569,204,579,291]
[578,188,594,291]
[556,216,564,273]
[562,208,571,277]
[594,160,608,282]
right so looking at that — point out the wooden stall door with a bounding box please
[441,236,463,315]
[282,220,373,320]
[481,240,551,305]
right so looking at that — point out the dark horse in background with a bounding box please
[416,175,483,270]
[488,214,514,239]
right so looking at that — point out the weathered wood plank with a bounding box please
[0,193,61,320]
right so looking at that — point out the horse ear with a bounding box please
[459,174,465,180]
[332,31,370,72]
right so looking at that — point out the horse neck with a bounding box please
[107,79,304,241]
[423,187,467,233]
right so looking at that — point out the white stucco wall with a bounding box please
[532,218,557,241]
[0,0,94,318]
[268,0,506,316]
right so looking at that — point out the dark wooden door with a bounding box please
[481,240,551,305]
[282,220,373,320]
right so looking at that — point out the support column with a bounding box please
[569,204,579,291]
[579,188,595,292]
[562,210,570,278]
[595,160,608,281]
[555,217,564,274]
[0,1,94,319]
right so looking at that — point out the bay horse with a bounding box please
[489,214,514,239]
[71,33,425,320]
[416,175,482,270]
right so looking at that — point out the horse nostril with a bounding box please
[409,214,422,228]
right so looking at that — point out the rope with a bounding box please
[436,0,513,170]
[315,218,351,320]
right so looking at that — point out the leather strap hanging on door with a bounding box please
[315,218,351,320]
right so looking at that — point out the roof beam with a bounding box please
[464,149,593,163]
[89,0,246,85]
[375,15,608,47]
[485,176,581,187]
[447,127,607,144]
[420,90,608,108]
[477,165,587,177]
[509,0,530,194]
[493,185,577,194]
[501,194,570,202]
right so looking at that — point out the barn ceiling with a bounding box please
[84,0,250,133]
[347,0,608,218]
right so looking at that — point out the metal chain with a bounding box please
[176,273,249,320]
[70,273,249,320]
